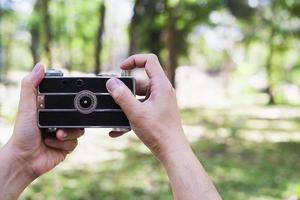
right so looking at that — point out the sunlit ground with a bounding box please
[1,68,300,200]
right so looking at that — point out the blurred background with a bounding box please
[1,0,300,199]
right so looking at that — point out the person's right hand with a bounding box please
[107,54,222,200]
[106,54,190,159]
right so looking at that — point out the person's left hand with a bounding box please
[6,63,84,179]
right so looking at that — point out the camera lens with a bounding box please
[74,90,97,114]
[79,96,92,108]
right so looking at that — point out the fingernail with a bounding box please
[32,63,42,74]
[106,78,122,92]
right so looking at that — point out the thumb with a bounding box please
[18,63,45,113]
[106,78,140,119]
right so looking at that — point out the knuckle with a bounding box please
[148,53,158,62]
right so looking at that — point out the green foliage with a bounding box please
[282,0,300,17]
[294,184,300,197]
[130,0,221,61]
[2,0,300,103]
[0,3,17,80]
[222,0,300,104]
[224,0,255,20]
[26,0,104,71]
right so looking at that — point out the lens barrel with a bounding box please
[74,90,97,114]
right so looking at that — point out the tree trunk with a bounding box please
[0,12,12,81]
[166,24,178,88]
[64,0,73,71]
[42,0,52,66]
[30,27,40,65]
[1,36,12,82]
[165,0,178,88]
[65,39,73,71]
[266,28,276,105]
[221,51,234,96]
[128,0,140,56]
[94,1,106,75]
[28,0,42,68]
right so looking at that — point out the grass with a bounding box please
[20,137,300,200]
[22,140,172,200]
[17,106,300,199]
[196,139,300,199]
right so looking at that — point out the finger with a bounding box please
[106,78,141,117]
[135,77,149,96]
[56,128,85,141]
[109,131,127,138]
[44,138,78,152]
[19,63,45,113]
[120,54,166,81]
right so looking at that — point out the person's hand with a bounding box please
[5,63,84,179]
[106,54,221,200]
[106,54,189,159]
[0,63,84,199]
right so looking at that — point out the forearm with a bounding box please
[159,136,221,200]
[0,142,34,200]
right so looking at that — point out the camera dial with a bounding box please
[74,90,97,114]
[45,69,63,77]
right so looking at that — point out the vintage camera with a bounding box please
[37,69,135,131]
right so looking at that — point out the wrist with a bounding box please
[0,141,36,200]
[4,140,37,180]
[155,129,192,164]
[157,141,193,165]
[157,139,221,200]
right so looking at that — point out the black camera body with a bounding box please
[37,69,135,131]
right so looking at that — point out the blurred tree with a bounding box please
[224,0,255,20]
[51,0,72,70]
[42,0,53,66]
[128,0,165,59]
[128,0,221,87]
[0,2,16,82]
[66,0,103,72]
[29,1,42,66]
[164,0,178,87]
[28,0,53,67]
[128,0,142,55]
[225,0,300,104]
[94,1,106,74]
[28,0,103,71]
[283,0,300,18]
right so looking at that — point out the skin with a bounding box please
[106,54,222,200]
[0,63,84,200]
